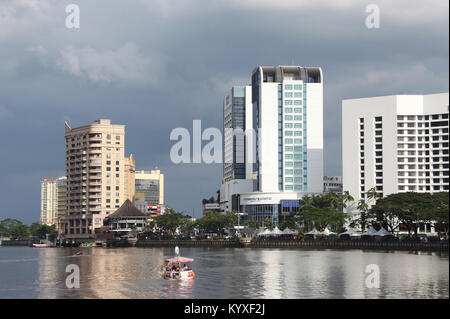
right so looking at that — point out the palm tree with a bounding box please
[366,187,380,205]
[357,199,370,232]
[342,191,354,209]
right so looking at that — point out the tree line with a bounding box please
[143,189,449,239]
[0,219,58,241]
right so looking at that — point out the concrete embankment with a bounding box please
[136,239,449,252]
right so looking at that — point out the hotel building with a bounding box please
[60,119,135,238]
[342,93,449,215]
[221,66,324,226]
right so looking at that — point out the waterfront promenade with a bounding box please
[2,238,448,252]
[136,239,449,252]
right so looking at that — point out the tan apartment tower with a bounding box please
[61,119,135,239]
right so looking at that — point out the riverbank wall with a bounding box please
[0,240,29,246]
[136,239,449,252]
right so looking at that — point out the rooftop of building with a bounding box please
[105,199,148,219]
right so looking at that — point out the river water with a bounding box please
[0,246,448,299]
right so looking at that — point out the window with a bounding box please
[294,100,302,105]
[284,100,293,105]
[285,108,293,113]
[285,115,293,121]
[294,92,302,98]
[284,84,293,90]
[285,92,293,98]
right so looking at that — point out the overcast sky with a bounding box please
[0,0,448,223]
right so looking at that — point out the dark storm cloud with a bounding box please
[0,0,448,223]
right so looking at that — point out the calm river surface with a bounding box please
[0,246,448,299]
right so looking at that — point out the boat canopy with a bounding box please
[165,257,194,263]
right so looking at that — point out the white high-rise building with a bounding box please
[40,178,58,225]
[251,66,323,193]
[342,93,449,215]
[220,66,324,226]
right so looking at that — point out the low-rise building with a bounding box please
[103,199,148,238]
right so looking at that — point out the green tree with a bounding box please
[356,199,370,232]
[197,211,230,236]
[370,192,433,238]
[263,217,274,230]
[247,217,258,230]
[431,192,449,238]
[9,224,30,240]
[29,223,57,240]
[0,218,23,237]
[154,209,190,235]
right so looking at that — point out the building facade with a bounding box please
[56,176,67,230]
[342,93,449,215]
[60,119,135,238]
[40,178,58,225]
[223,86,253,183]
[251,65,323,194]
[135,169,164,208]
[220,66,324,227]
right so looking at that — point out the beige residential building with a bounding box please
[40,178,58,225]
[124,154,136,203]
[60,119,135,239]
[56,176,68,230]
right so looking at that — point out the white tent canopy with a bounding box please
[361,226,378,236]
[305,228,321,236]
[271,227,283,236]
[339,227,358,236]
[256,229,272,236]
[321,227,336,236]
[282,227,298,235]
[375,227,393,237]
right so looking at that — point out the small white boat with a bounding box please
[32,243,51,248]
[163,246,195,280]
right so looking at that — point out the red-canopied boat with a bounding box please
[163,247,195,280]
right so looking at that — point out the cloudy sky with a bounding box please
[0,0,448,223]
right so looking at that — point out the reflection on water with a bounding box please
[0,246,448,299]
